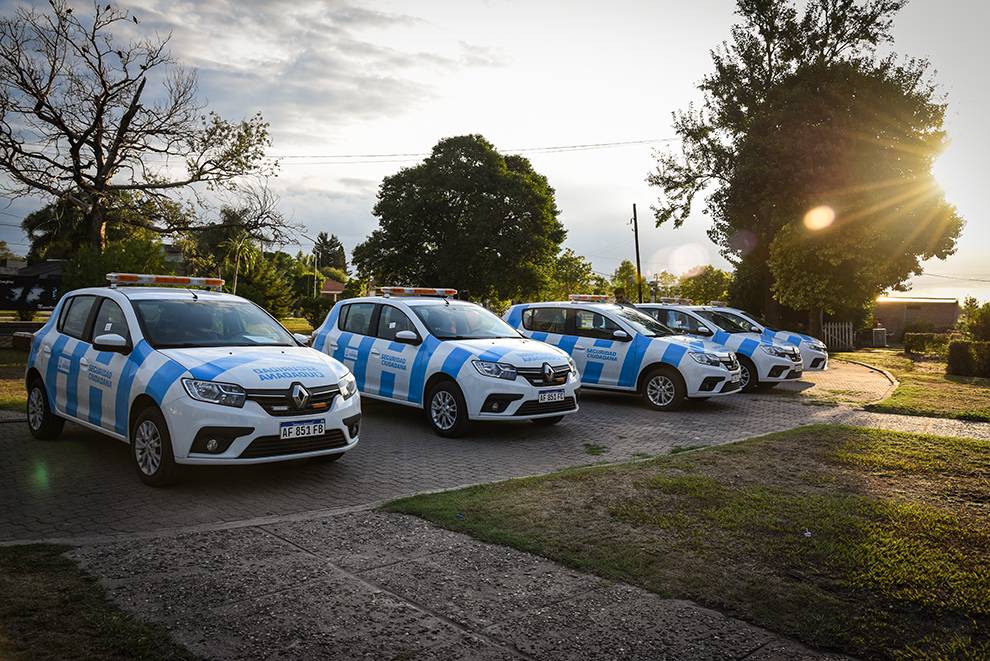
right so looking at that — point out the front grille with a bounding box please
[246,384,340,417]
[515,365,571,387]
[720,379,741,393]
[514,397,577,416]
[240,429,349,458]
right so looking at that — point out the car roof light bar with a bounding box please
[107,273,224,290]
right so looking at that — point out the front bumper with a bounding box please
[165,391,361,465]
[463,371,580,421]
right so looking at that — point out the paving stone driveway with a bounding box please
[2,359,987,545]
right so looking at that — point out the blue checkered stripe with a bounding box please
[329,331,480,404]
[711,329,770,358]
[38,333,188,440]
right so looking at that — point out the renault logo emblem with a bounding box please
[291,383,310,409]
[542,362,555,384]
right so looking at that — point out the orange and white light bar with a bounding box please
[659,297,694,305]
[379,286,458,297]
[709,301,728,307]
[107,273,224,289]
[569,294,611,302]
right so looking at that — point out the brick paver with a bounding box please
[2,359,987,545]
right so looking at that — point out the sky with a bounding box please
[1,0,987,303]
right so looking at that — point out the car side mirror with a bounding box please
[394,330,422,346]
[93,333,131,354]
[696,326,713,336]
[611,330,632,342]
[293,333,310,346]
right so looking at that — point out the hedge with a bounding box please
[946,339,990,377]
[903,332,955,355]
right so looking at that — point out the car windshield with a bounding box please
[695,309,750,333]
[719,310,776,333]
[414,302,521,340]
[613,308,675,338]
[133,298,297,348]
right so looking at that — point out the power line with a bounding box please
[271,138,677,164]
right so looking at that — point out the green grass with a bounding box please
[0,544,204,661]
[833,350,990,422]
[382,426,990,660]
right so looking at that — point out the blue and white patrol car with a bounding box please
[503,296,741,410]
[638,303,803,392]
[310,288,580,438]
[25,274,361,487]
[703,304,828,371]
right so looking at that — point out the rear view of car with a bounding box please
[311,287,580,437]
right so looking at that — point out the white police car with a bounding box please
[310,287,580,438]
[25,274,361,486]
[638,303,803,392]
[704,304,828,371]
[503,296,741,410]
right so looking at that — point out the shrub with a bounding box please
[947,339,990,377]
[299,297,335,329]
[903,332,952,355]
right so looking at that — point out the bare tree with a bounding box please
[0,0,285,253]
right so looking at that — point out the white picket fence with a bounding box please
[823,322,854,351]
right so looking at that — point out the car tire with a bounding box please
[641,367,686,411]
[532,415,564,426]
[26,378,64,440]
[738,356,759,392]
[132,407,179,487]
[426,380,469,438]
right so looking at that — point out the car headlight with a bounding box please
[759,345,791,358]
[472,360,517,380]
[182,379,246,408]
[802,340,826,352]
[339,372,357,399]
[689,352,722,367]
[568,356,579,376]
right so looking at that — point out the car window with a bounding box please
[93,299,130,343]
[377,305,414,341]
[575,309,619,340]
[58,295,97,340]
[134,299,295,348]
[414,302,519,340]
[612,308,675,338]
[522,308,568,334]
[696,309,748,333]
[340,303,376,335]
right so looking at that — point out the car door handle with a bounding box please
[575,345,587,351]
[79,357,89,370]
[43,344,51,355]
[370,349,381,356]
[328,341,338,349]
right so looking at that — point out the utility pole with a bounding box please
[631,204,643,303]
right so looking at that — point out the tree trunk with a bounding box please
[764,291,781,327]
[87,203,107,254]
[809,307,824,340]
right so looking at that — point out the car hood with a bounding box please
[442,336,572,367]
[159,346,350,387]
[663,334,736,357]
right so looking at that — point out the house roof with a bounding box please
[876,297,958,304]
[321,279,345,294]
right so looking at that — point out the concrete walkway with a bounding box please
[5,360,989,660]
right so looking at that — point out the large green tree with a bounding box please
[314,232,348,274]
[647,0,962,337]
[678,265,734,305]
[0,0,283,253]
[541,248,596,301]
[352,134,566,302]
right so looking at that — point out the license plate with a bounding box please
[539,389,565,403]
[731,373,741,383]
[280,419,326,440]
